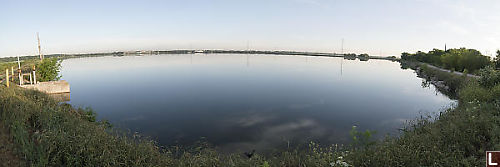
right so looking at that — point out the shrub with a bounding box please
[478,66,500,88]
[459,82,493,103]
[37,58,61,82]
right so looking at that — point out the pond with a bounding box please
[61,54,453,153]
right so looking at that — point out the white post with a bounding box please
[18,71,22,85]
[29,73,33,85]
[33,70,37,84]
[17,56,21,69]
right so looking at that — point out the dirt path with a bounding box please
[423,63,480,78]
[0,123,26,167]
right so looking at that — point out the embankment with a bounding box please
[346,65,500,166]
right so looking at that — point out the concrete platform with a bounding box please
[21,80,70,94]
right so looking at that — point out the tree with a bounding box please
[441,48,489,72]
[495,50,500,69]
[441,52,458,70]
[401,52,411,60]
[428,49,445,66]
[37,58,62,82]
[459,49,490,72]
[402,48,491,72]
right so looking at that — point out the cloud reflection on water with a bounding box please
[61,54,455,153]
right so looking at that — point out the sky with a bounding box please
[1,0,500,58]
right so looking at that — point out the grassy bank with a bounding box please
[1,64,499,166]
[346,65,500,166]
[0,122,26,166]
[0,86,350,166]
[0,87,171,166]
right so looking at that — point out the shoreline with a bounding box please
[0,49,398,62]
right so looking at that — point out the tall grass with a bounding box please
[0,87,173,166]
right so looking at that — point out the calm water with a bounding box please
[61,54,453,153]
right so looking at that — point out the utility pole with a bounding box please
[341,38,344,76]
[341,38,344,55]
[37,32,43,60]
[246,40,250,51]
[246,54,249,67]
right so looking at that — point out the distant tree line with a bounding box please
[344,53,370,61]
[401,48,492,73]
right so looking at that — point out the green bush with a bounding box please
[349,126,376,150]
[37,58,61,82]
[459,82,494,103]
[478,66,500,88]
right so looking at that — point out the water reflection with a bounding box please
[61,54,454,153]
[49,93,70,102]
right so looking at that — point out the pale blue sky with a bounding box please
[1,0,499,57]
